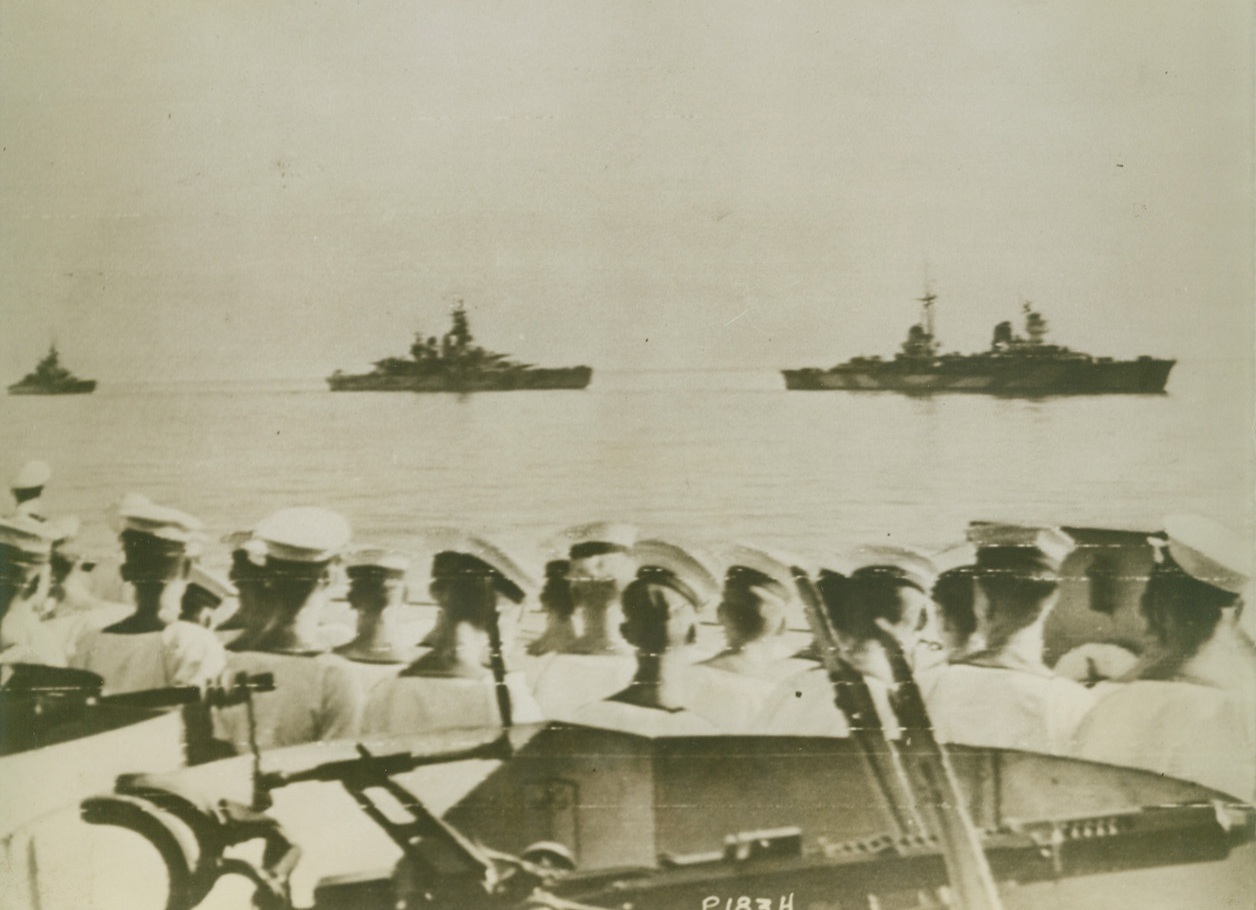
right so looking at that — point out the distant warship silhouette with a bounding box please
[8,344,96,395]
[327,303,591,392]
[783,292,1175,395]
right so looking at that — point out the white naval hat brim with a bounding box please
[631,539,721,606]
[253,507,351,563]
[1162,514,1252,596]
[11,460,51,491]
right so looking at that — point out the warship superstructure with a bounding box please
[8,344,96,395]
[327,303,592,392]
[782,293,1175,395]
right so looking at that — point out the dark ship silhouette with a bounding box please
[327,303,592,392]
[783,292,1175,395]
[8,343,97,395]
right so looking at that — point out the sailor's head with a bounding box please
[840,545,938,648]
[564,522,638,603]
[967,524,1073,642]
[114,495,204,621]
[252,507,352,613]
[539,559,575,620]
[428,537,532,628]
[0,515,56,612]
[719,554,793,649]
[621,565,705,654]
[9,460,50,505]
[931,564,982,655]
[226,532,270,599]
[345,548,410,614]
[1141,516,1250,653]
[180,564,236,627]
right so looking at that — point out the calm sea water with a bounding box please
[2,361,1251,570]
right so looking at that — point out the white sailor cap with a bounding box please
[187,565,237,602]
[722,544,799,601]
[345,547,411,579]
[423,528,538,602]
[11,460,51,491]
[631,539,721,608]
[115,494,205,548]
[559,521,639,560]
[253,507,351,564]
[931,542,977,574]
[1158,515,1252,596]
[0,514,59,561]
[849,544,938,594]
[967,522,1074,578]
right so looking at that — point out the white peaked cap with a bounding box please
[723,543,800,597]
[558,520,639,555]
[188,565,237,601]
[345,547,412,577]
[253,507,351,563]
[115,494,205,546]
[966,522,1075,575]
[422,527,539,595]
[0,514,59,559]
[632,539,721,605]
[11,460,51,490]
[849,544,939,593]
[1161,515,1252,596]
[931,542,978,575]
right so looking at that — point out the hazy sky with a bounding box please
[2,1,1252,381]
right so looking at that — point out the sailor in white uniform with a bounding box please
[526,559,578,657]
[212,508,365,752]
[686,544,803,733]
[0,516,107,667]
[68,496,225,694]
[0,515,57,665]
[762,546,937,738]
[214,531,270,646]
[564,556,719,737]
[920,524,1095,756]
[529,522,639,717]
[334,547,418,693]
[363,534,543,736]
[7,460,51,521]
[1073,515,1256,799]
[177,564,236,629]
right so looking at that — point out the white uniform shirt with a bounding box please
[1073,680,1255,800]
[757,665,901,738]
[363,671,542,737]
[529,652,636,718]
[920,663,1095,755]
[2,596,130,669]
[683,664,786,734]
[70,623,226,694]
[213,651,365,752]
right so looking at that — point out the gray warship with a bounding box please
[8,344,97,396]
[327,304,592,393]
[783,292,1175,395]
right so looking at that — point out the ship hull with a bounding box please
[7,379,97,395]
[783,358,1174,395]
[327,366,592,392]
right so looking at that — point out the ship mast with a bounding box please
[918,290,937,341]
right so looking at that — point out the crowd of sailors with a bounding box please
[2,459,1254,805]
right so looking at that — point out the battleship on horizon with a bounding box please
[8,343,96,396]
[327,303,592,393]
[782,292,1175,396]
